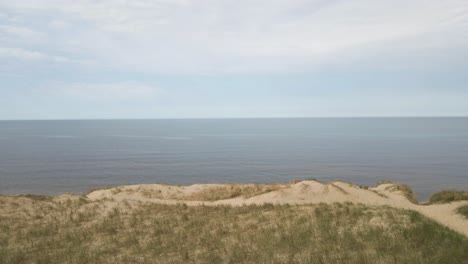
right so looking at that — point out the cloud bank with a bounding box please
[1,1,468,119]
[1,0,468,74]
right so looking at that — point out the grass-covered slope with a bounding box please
[0,197,467,264]
[429,190,468,204]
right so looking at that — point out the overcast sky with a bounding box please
[1,0,468,119]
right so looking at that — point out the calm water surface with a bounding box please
[0,118,467,200]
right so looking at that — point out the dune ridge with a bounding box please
[85,180,468,237]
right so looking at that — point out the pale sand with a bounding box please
[86,180,468,237]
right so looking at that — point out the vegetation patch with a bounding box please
[84,185,123,195]
[0,196,467,264]
[429,190,468,204]
[186,184,286,201]
[376,180,394,185]
[385,183,418,204]
[17,194,52,201]
[456,205,468,218]
[330,183,349,195]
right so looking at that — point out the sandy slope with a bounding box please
[86,181,468,236]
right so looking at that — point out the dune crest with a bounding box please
[85,180,468,236]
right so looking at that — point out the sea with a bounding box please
[0,118,467,201]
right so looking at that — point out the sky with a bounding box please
[1,0,468,120]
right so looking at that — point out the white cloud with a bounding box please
[0,46,73,62]
[51,82,162,102]
[0,47,48,60]
[48,20,70,30]
[0,25,43,38]
[1,0,468,74]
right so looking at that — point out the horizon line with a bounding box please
[1,115,468,122]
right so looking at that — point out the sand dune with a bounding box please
[86,180,468,236]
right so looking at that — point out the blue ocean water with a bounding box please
[0,118,467,200]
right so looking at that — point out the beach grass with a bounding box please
[382,183,418,204]
[457,205,468,218]
[429,190,468,204]
[0,196,467,264]
[186,183,286,201]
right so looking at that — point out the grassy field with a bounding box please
[1,196,467,264]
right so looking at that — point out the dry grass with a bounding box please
[457,205,468,219]
[83,185,125,195]
[329,183,349,195]
[1,195,467,264]
[17,194,53,201]
[376,180,394,185]
[384,183,418,203]
[140,188,167,199]
[186,183,287,201]
[429,190,468,204]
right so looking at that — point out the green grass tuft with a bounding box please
[457,205,468,218]
[429,190,468,204]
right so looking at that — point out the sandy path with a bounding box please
[86,181,468,236]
